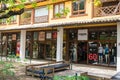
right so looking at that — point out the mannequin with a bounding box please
[104,44,109,63]
[73,44,77,62]
[112,43,117,64]
[98,43,103,63]
[33,42,38,58]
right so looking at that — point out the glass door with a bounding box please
[45,41,51,59]
[38,42,45,59]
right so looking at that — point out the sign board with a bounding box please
[46,32,51,39]
[39,32,45,41]
[78,29,88,40]
[12,34,16,40]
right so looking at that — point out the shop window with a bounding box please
[69,42,77,62]
[89,32,98,40]
[110,43,117,66]
[33,41,38,59]
[72,0,86,15]
[33,32,38,40]
[26,32,32,58]
[53,3,64,18]
[2,35,7,56]
[69,30,77,40]
[99,31,117,40]
[88,41,98,64]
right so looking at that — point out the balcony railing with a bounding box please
[34,15,48,23]
[94,5,120,17]
[20,17,31,25]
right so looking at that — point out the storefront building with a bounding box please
[0,0,120,71]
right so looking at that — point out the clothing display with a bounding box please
[98,44,103,63]
[104,44,109,63]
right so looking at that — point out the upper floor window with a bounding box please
[35,6,48,23]
[53,3,64,18]
[20,10,32,25]
[72,0,86,15]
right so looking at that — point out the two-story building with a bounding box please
[0,0,120,71]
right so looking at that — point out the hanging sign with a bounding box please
[78,29,88,40]
[52,32,57,39]
[39,32,45,41]
[46,32,51,39]
[12,34,16,40]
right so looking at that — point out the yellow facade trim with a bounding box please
[25,0,70,9]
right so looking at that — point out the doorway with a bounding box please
[77,41,87,64]
[38,42,45,59]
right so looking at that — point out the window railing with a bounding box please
[34,15,48,23]
[94,5,120,17]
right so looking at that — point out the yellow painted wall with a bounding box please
[49,0,93,23]
[0,0,119,29]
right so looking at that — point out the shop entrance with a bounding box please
[77,41,87,64]
[38,43,45,59]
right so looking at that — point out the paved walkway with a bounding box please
[23,59,117,79]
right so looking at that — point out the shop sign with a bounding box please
[12,34,16,40]
[52,32,57,39]
[46,32,51,39]
[39,32,45,41]
[88,53,97,61]
[2,36,6,41]
[78,29,88,40]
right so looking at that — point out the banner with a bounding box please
[46,32,51,39]
[39,32,45,41]
[78,29,88,40]
[12,34,16,40]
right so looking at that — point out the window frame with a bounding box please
[72,0,86,16]
[53,2,65,18]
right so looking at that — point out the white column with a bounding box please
[56,27,63,61]
[20,30,26,61]
[117,22,120,72]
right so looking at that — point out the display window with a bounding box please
[88,41,98,64]
[1,35,7,56]
[33,41,38,59]
[33,32,38,40]
[67,27,116,67]
[69,29,77,40]
[26,32,32,58]
[89,32,98,40]
[69,42,77,62]
[88,28,117,66]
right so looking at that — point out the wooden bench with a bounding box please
[25,61,70,79]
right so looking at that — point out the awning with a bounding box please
[0,16,120,31]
